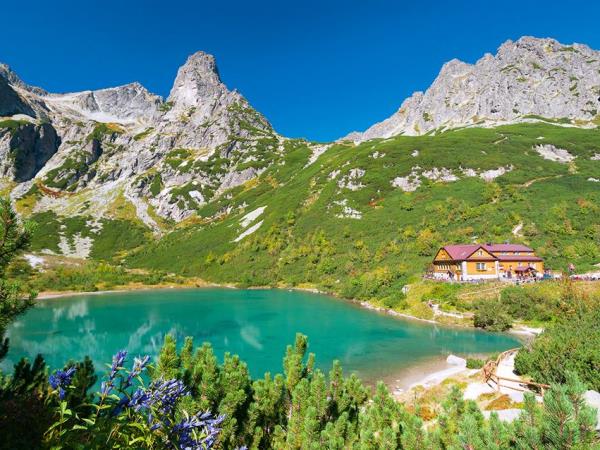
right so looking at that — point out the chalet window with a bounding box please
[476,263,486,271]
[478,250,483,256]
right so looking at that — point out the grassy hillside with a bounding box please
[115,123,599,307]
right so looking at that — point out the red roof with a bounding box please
[497,255,543,262]
[483,243,533,253]
[442,244,482,260]
[439,243,540,262]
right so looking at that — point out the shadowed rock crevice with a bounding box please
[3,122,60,181]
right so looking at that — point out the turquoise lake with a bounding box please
[3,288,520,383]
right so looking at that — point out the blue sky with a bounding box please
[2,0,599,141]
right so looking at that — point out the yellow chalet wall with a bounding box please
[465,248,498,276]
[432,249,460,273]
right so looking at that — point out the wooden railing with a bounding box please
[482,348,550,396]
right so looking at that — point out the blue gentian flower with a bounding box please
[49,366,77,399]
[124,355,151,388]
[172,411,224,449]
[110,350,128,379]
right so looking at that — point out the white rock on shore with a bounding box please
[446,354,467,367]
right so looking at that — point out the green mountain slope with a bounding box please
[112,123,600,304]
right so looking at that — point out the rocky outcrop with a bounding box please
[345,37,600,142]
[0,121,60,181]
[0,51,279,224]
[43,82,163,124]
[0,76,36,117]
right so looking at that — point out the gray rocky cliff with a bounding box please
[0,121,60,181]
[0,51,279,226]
[345,37,600,142]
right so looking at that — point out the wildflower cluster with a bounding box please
[124,377,224,448]
[128,378,188,417]
[48,366,76,399]
[45,350,223,449]
[100,349,128,396]
[172,412,225,449]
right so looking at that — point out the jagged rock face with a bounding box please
[0,76,36,117]
[158,52,273,152]
[346,37,600,141]
[43,83,163,123]
[0,122,60,181]
[0,51,279,225]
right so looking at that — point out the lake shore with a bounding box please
[36,282,541,339]
[380,354,483,398]
[33,284,523,398]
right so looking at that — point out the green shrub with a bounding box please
[514,301,600,390]
[380,295,407,310]
[500,285,560,322]
[473,299,512,331]
[466,357,485,369]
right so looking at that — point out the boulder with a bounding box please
[583,390,600,430]
[446,354,467,367]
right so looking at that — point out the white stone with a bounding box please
[446,354,467,367]
[391,168,421,191]
[338,168,365,191]
[336,206,362,219]
[534,144,575,163]
[306,144,331,166]
[23,253,45,268]
[479,165,513,182]
[422,167,458,182]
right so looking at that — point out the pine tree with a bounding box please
[320,412,352,449]
[308,370,328,422]
[245,372,286,448]
[217,353,252,447]
[283,333,313,394]
[513,392,544,449]
[0,198,36,362]
[400,412,431,450]
[155,334,180,379]
[63,356,96,412]
[189,342,221,411]
[286,378,312,448]
[456,413,484,450]
[541,372,598,448]
[179,335,194,369]
[358,382,404,449]
[481,412,511,450]
[300,405,320,448]
[1,354,47,398]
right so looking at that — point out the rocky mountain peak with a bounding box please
[0,63,20,85]
[167,51,225,108]
[0,62,47,96]
[344,36,600,142]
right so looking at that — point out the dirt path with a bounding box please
[520,174,563,188]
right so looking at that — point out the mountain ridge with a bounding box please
[1,50,280,227]
[344,36,600,142]
[0,37,598,280]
